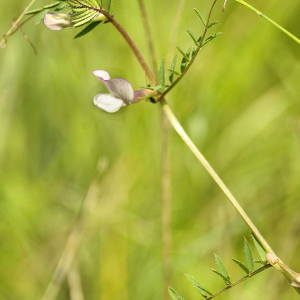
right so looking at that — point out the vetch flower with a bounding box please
[93,70,157,113]
[43,13,74,30]
[43,13,107,31]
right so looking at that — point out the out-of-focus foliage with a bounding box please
[0,0,300,299]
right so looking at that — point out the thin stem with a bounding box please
[41,162,106,300]
[73,0,157,86]
[235,0,300,45]
[137,0,158,79]
[159,99,275,255]
[136,2,172,297]
[0,0,38,49]
[166,0,187,66]
[206,264,272,299]
[160,109,172,300]
[159,0,218,99]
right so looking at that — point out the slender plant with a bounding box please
[2,0,300,298]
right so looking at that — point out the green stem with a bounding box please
[206,264,272,299]
[0,0,38,49]
[136,2,172,299]
[160,99,275,254]
[235,0,300,45]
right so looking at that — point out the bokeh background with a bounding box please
[1,0,300,299]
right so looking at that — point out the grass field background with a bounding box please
[1,0,300,299]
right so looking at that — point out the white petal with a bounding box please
[93,70,110,81]
[43,13,73,30]
[92,71,134,104]
[93,94,125,113]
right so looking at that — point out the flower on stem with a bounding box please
[43,13,73,30]
[43,13,107,30]
[93,70,157,113]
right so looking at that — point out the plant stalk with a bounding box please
[206,264,272,299]
[0,0,38,49]
[235,0,300,45]
[159,99,275,254]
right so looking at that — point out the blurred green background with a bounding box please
[1,0,300,299]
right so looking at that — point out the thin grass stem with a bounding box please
[0,0,38,49]
[137,0,158,79]
[159,99,275,254]
[235,0,300,45]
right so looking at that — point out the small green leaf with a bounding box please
[168,287,186,300]
[193,8,207,26]
[180,46,193,73]
[215,254,230,280]
[185,275,212,298]
[186,30,198,46]
[158,58,165,86]
[25,8,43,15]
[252,233,267,262]
[54,2,67,11]
[231,258,249,274]
[154,85,163,92]
[169,53,178,83]
[208,21,221,28]
[211,269,231,285]
[176,46,189,61]
[35,9,49,25]
[244,238,254,272]
[202,32,222,47]
[74,21,102,38]
[43,2,61,9]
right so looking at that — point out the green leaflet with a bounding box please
[26,2,61,15]
[54,2,67,11]
[44,2,61,9]
[186,275,212,298]
[208,21,221,28]
[244,238,254,272]
[215,254,230,281]
[252,233,267,262]
[211,269,231,285]
[168,287,186,300]
[232,258,250,274]
[169,53,178,83]
[202,32,222,47]
[74,21,102,38]
[26,8,43,15]
[181,46,193,73]
[154,85,163,92]
[186,30,198,46]
[176,46,189,61]
[35,9,49,25]
[158,58,165,86]
[193,8,207,26]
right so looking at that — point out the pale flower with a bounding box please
[93,70,156,113]
[43,13,107,30]
[43,13,73,30]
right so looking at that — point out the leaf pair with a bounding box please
[232,234,268,275]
